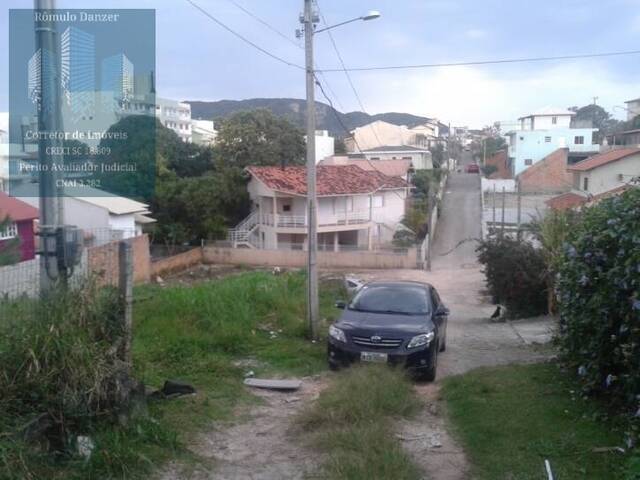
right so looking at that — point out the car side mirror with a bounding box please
[335,300,346,309]
[436,305,450,316]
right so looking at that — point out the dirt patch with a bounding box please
[398,384,470,480]
[159,375,328,480]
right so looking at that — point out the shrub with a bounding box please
[480,164,498,177]
[557,188,640,416]
[476,236,548,318]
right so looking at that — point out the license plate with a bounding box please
[361,352,388,363]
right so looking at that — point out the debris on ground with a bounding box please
[76,435,95,459]
[161,379,196,397]
[243,378,302,391]
[344,275,364,295]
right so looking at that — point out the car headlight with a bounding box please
[407,332,435,349]
[329,325,347,343]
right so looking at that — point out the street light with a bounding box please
[314,10,381,33]
[301,2,380,340]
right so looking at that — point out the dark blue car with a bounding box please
[328,281,449,381]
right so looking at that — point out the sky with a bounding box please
[1,0,640,128]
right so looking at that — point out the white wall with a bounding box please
[314,130,335,163]
[481,178,517,193]
[577,153,640,195]
[363,151,433,169]
[521,114,572,130]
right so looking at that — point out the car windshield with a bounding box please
[349,285,431,315]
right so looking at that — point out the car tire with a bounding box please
[421,350,437,382]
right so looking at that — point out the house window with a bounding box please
[545,136,551,143]
[552,116,557,124]
[0,221,18,240]
[333,197,354,213]
[282,204,291,212]
[402,156,412,160]
[524,159,533,166]
[519,136,524,141]
[373,194,384,208]
[574,136,584,145]
[583,177,589,191]
[370,157,380,161]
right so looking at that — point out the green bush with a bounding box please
[557,188,640,414]
[476,236,548,318]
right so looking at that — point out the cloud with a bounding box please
[632,14,640,33]
[355,63,640,127]
[464,29,487,39]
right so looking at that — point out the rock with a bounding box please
[244,378,302,391]
[161,379,196,396]
[428,403,439,416]
[429,433,443,448]
[156,275,164,284]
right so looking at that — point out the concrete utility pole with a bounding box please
[35,0,65,293]
[303,0,319,340]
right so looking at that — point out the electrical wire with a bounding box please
[316,2,383,147]
[221,0,345,110]
[184,0,304,70]
[316,49,640,72]
[314,75,361,151]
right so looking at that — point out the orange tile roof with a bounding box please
[567,148,640,171]
[0,192,39,222]
[546,192,587,211]
[246,164,407,196]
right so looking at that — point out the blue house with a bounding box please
[505,107,599,175]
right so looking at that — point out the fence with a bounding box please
[0,232,150,300]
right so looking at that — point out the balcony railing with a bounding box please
[260,210,371,229]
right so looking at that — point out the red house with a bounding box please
[0,192,39,262]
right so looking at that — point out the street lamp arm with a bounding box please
[314,17,362,33]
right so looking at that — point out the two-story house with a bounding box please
[505,107,598,176]
[229,164,409,251]
[359,145,433,170]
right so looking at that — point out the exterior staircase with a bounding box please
[227,210,259,248]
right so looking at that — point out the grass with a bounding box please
[0,270,343,479]
[298,364,423,480]
[442,363,634,480]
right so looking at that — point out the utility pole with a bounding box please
[35,0,64,293]
[482,138,487,166]
[500,186,506,240]
[516,180,522,241]
[303,0,319,340]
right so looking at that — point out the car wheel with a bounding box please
[421,349,437,382]
[439,334,447,352]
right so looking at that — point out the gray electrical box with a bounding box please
[55,226,84,273]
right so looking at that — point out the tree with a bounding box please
[572,104,623,142]
[429,144,444,168]
[215,109,305,169]
[334,137,347,154]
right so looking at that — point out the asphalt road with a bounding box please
[431,151,482,270]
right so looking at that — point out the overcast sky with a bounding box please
[1,0,639,128]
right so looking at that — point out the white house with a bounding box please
[344,120,443,152]
[567,148,640,196]
[360,145,433,170]
[309,130,335,163]
[320,155,413,181]
[624,97,640,121]
[192,119,218,146]
[229,164,409,251]
[21,187,155,246]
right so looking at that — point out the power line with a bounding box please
[316,49,640,72]
[315,75,362,152]
[222,0,301,49]
[221,0,345,110]
[184,0,304,70]
[316,2,382,147]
